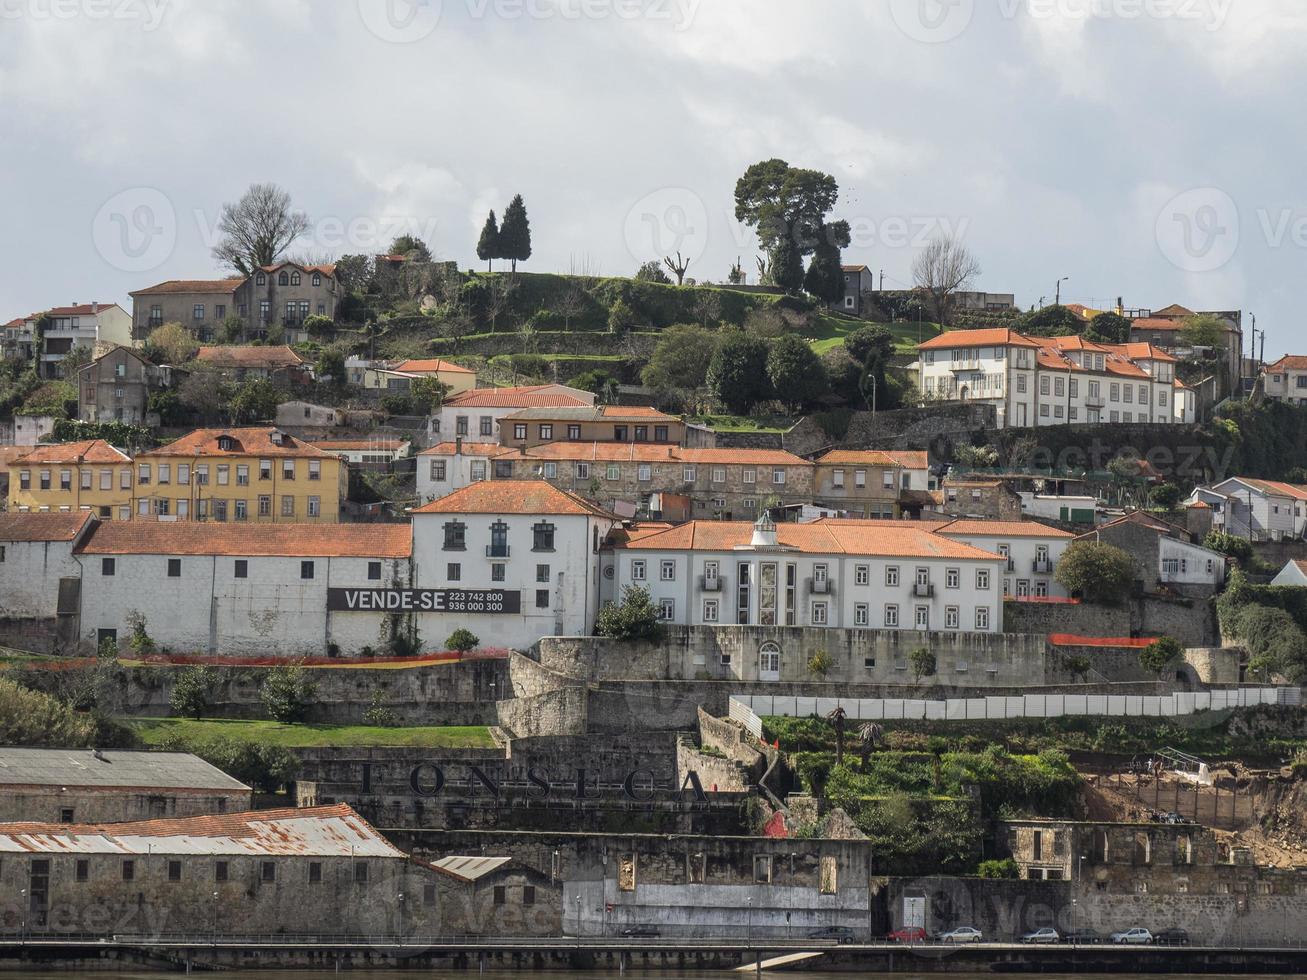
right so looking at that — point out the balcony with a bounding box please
[699,574,725,592]
[806,577,834,597]
[950,360,981,372]
[913,582,935,598]
[1033,559,1052,574]
[485,544,511,559]
[1085,394,1106,408]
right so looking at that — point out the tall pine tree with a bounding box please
[498,194,532,274]
[476,210,500,273]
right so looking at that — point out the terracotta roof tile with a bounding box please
[918,328,1041,351]
[614,519,1003,560]
[444,386,592,409]
[0,511,94,542]
[77,522,410,558]
[937,519,1074,539]
[417,442,511,457]
[411,480,613,518]
[1267,355,1307,372]
[141,427,336,459]
[516,442,809,466]
[43,303,124,317]
[130,279,242,296]
[12,440,131,465]
[816,449,927,468]
[196,346,307,369]
[1237,478,1307,501]
[394,358,475,375]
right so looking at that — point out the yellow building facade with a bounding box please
[7,440,135,519]
[133,427,347,523]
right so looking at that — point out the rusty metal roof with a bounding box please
[0,748,250,792]
[0,804,405,857]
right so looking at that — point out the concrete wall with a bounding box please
[1004,595,1218,647]
[0,538,79,618]
[0,787,252,825]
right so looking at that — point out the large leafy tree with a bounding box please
[498,194,532,273]
[1179,314,1228,349]
[635,260,671,284]
[735,159,847,295]
[1054,541,1137,606]
[804,236,847,303]
[1021,304,1083,338]
[1084,311,1132,344]
[911,235,981,325]
[641,324,719,402]
[389,234,431,262]
[767,334,829,410]
[707,331,772,415]
[212,183,310,276]
[845,325,895,411]
[145,322,199,364]
[476,211,500,273]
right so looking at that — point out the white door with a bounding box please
[914,606,929,631]
[759,643,781,681]
[903,896,926,930]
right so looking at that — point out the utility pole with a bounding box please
[1055,277,1069,307]
[879,270,885,291]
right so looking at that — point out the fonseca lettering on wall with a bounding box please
[327,589,521,614]
[359,763,708,803]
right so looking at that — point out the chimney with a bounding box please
[92,302,99,315]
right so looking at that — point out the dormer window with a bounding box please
[216,435,235,452]
[290,271,301,286]
[279,272,290,286]
[256,273,266,286]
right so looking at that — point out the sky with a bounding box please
[0,0,1303,358]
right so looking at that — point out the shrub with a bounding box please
[125,610,156,657]
[909,647,937,684]
[976,858,1021,879]
[259,664,317,724]
[807,650,833,677]
[362,689,399,727]
[1055,541,1137,605]
[1204,531,1253,566]
[1139,636,1183,678]
[446,628,480,653]
[169,666,215,720]
[596,586,663,642]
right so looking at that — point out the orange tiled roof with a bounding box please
[937,519,1074,539]
[130,279,242,296]
[44,303,124,317]
[418,442,511,458]
[1114,342,1178,363]
[1236,478,1307,502]
[918,328,1042,351]
[12,440,130,465]
[1267,355,1307,372]
[196,346,307,369]
[0,511,94,542]
[816,449,927,469]
[140,427,335,459]
[1151,304,1196,318]
[394,358,475,376]
[516,442,808,466]
[77,522,409,558]
[599,405,676,419]
[614,520,1002,561]
[411,480,613,518]
[444,386,591,409]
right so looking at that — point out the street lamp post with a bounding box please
[19,888,26,945]
[211,890,219,945]
[1055,278,1069,307]
[746,896,753,947]
[575,896,582,948]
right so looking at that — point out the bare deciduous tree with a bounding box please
[664,251,691,286]
[485,275,517,333]
[212,183,311,276]
[911,235,982,325]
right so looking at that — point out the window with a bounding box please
[743,468,756,484]
[855,564,869,586]
[353,861,369,883]
[637,464,652,482]
[658,598,675,621]
[281,496,295,517]
[683,465,697,483]
[167,558,181,577]
[447,563,462,582]
[307,496,320,518]
[308,862,321,884]
[308,460,321,481]
[614,425,628,441]
[772,469,786,485]
[810,601,828,624]
[493,885,507,905]
[753,855,773,883]
[258,459,271,481]
[196,465,209,485]
[536,563,551,584]
[576,462,590,480]
[533,522,556,551]
[429,460,447,481]
[216,464,230,486]
[513,424,527,440]
[193,304,205,321]
[654,425,669,441]
[831,468,845,488]
[977,569,990,590]
[492,563,506,582]
[523,885,536,906]
[946,568,960,589]
[282,460,295,480]
[258,495,271,517]
[300,560,315,580]
[976,607,991,630]
[80,469,91,490]
[76,859,89,882]
[660,559,676,581]
[168,860,182,882]
[99,469,112,491]
[234,559,248,579]
[261,862,275,882]
[854,469,866,488]
[703,599,719,622]
[631,559,646,581]
[539,424,553,441]
[536,589,550,608]
[886,566,900,587]
[915,605,929,630]
[122,860,135,881]
[945,606,959,630]
[102,558,116,576]
[137,463,151,486]
[443,521,466,550]
[854,603,869,626]
[884,604,899,627]
[494,461,514,479]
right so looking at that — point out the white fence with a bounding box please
[731,687,1297,724]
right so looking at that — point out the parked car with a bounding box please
[806,926,856,944]
[887,927,927,943]
[1111,928,1153,945]
[938,926,983,944]
[1021,928,1060,944]
[1153,928,1190,946]
[620,926,661,938]
[1061,928,1104,945]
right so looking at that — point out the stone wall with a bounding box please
[0,787,253,826]
[1004,596,1218,648]
[496,686,587,737]
[676,739,749,793]
[843,403,995,450]
[0,616,60,655]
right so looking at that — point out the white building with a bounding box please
[0,511,94,618]
[1262,355,1307,406]
[416,441,511,503]
[430,385,594,443]
[1186,478,1307,542]
[12,303,134,380]
[934,519,1075,599]
[311,437,412,466]
[409,481,617,645]
[602,515,1006,635]
[917,329,1179,429]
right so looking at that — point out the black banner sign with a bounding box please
[327,589,521,614]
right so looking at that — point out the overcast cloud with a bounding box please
[0,0,1302,356]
